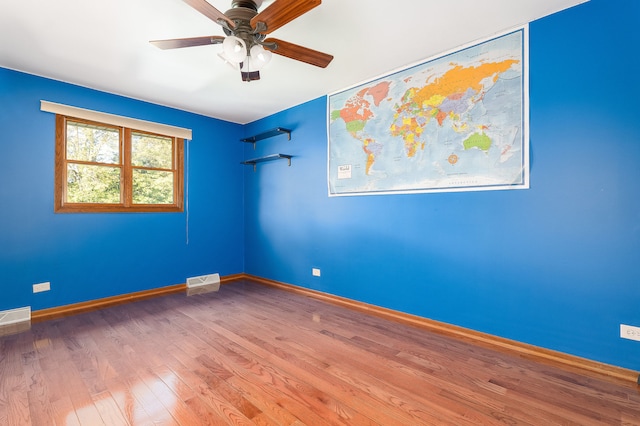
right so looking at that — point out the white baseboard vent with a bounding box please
[187,273,220,291]
[0,306,31,326]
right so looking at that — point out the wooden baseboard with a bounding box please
[31,273,245,323]
[244,274,640,384]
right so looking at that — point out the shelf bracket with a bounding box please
[241,154,293,171]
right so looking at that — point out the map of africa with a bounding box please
[328,29,528,196]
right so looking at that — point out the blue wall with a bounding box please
[243,0,640,371]
[0,68,245,311]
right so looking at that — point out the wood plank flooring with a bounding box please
[1,279,639,425]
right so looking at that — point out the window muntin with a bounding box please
[130,132,175,205]
[55,115,184,212]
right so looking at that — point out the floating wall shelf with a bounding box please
[241,154,292,171]
[240,127,291,149]
[241,127,293,171]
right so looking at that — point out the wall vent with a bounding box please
[186,273,220,291]
[0,306,31,326]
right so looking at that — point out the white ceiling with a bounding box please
[0,0,587,124]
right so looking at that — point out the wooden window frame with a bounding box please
[55,115,184,213]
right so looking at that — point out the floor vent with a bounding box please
[187,273,220,291]
[0,306,31,326]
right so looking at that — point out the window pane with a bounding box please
[66,164,121,203]
[131,132,172,169]
[66,121,120,164]
[132,169,174,204]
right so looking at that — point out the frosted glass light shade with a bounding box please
[218,52,240,70]
[249,44,272,70]
[222,35,247,63]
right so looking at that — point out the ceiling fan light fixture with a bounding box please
[218,52,241,70]
[222,35,247,63]
[151,0,334,80]
[249,44,272,70]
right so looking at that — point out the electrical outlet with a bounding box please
[620,324,640,342]
[33,282,50,293]
[312,268,321,277]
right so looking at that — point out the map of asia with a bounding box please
[328,29,528,196]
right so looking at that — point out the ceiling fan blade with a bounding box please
[182,0,235,28]
[264,38,333,68]
[150,36,224,50]
[251,0,321,34]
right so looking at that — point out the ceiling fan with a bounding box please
[151,0,334,81]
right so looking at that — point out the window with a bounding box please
[55,115,184,212]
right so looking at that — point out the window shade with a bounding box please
[40,100,192,140]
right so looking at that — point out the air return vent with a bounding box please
[0,306,31,326]
[186,273,220,291]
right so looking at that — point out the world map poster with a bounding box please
[328,28,529,196]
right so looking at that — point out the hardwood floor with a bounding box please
[1,279,639,425]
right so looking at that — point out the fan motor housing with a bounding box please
[231,0,262,11]
[224,0,265,45]
[225,6,257,22]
